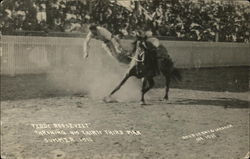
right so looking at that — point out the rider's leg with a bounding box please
[101,43,119,63]
[111,38,122,54]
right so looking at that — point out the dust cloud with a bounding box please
[47,40,140,101]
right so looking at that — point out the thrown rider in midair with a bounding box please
[83,24,123,61]
[83,26,162,75]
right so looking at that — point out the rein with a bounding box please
[128,55,144,62]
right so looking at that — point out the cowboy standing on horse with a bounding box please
[83,24,123,60]
[144,30,162,75]
[145,30,172,74]
[145,31,160,49]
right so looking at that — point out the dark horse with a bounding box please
[104,36,182,105]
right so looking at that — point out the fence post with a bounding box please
[8,42,16,76]
[215,32,219,42]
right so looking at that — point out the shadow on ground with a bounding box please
[1,66,249,101]
[0,74,86,101]
[170,97,249,109]
[155,66,249,92]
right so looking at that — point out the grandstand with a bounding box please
[0,0,249,42]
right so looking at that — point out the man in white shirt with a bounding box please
[83,25,123,61]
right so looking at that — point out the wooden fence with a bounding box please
[0,35,249,76]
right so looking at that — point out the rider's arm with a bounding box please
[83,32,92,58]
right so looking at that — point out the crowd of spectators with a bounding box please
[0,0,249,42]
[140,0,250,42]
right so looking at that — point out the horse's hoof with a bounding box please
[140,101,146,105]
[103,96,118,103]
[103,96,111,103]
[162,97,168,101]
[103,96,108,103]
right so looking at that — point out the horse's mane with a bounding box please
[131,37,146,53]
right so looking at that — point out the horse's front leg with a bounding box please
[140,78,147,105]
[109,72,131,97]
[103,72,131,103]
[140,78,155,105]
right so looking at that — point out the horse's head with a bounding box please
[134,31,157,52]
[132,37,148,63]
[130,31,158,64]
[135,31,148,50]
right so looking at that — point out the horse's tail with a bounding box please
[171,67,182,82]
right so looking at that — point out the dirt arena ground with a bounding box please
[1,67,249,159]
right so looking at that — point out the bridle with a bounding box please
[129,40,146,62]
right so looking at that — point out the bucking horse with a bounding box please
[104,35,182,105]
